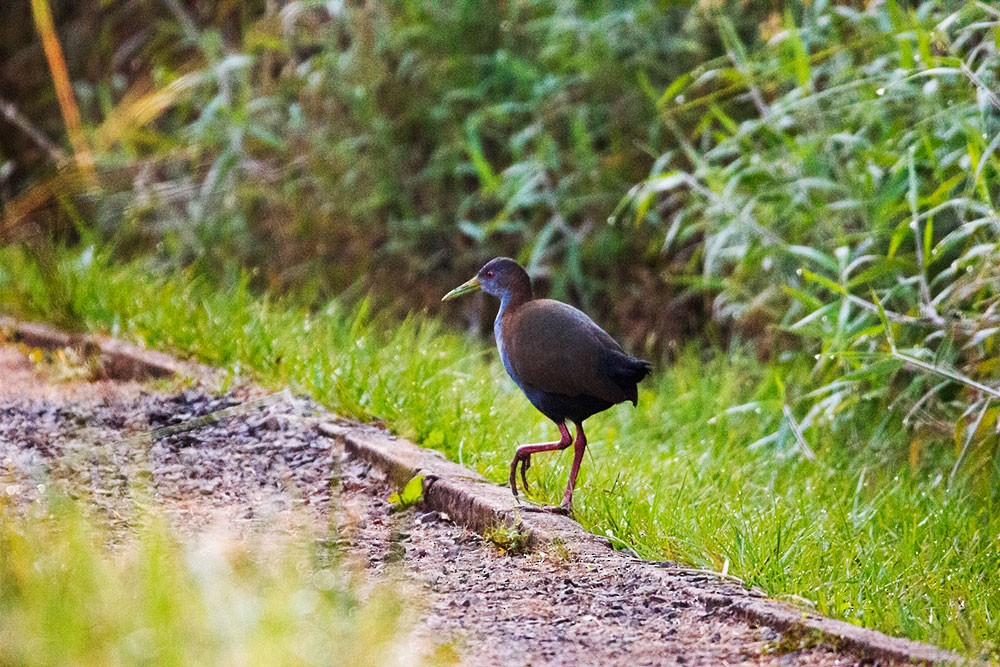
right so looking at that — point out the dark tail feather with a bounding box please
[607,354,652,405]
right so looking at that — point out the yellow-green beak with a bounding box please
[442,276,481,301]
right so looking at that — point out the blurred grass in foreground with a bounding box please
[1,243,995,660]
[0,493,422,666]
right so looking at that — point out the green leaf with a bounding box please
[870,291,896,352]
[800,269,847,296]
[887,220,911,258]
[388,474,424,511]
[657,72,692,109]
[635,192,654,225]
[783,8,811,89]
[247,125,281,148]
[787,302,837,333]
[923,215,933,267]
[464,122,500,192]
[788,246,838,272]
[782,285,824,310]
[636,69,659,106]
[846,258,913,289]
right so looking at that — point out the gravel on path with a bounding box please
[0,340,897,666]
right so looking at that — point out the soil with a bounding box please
[0,341,897,666]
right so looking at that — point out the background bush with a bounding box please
[1,0,998,491]
[3,0,771,345]
[625,0,1000,481]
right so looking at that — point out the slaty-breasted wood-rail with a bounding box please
[443,257,652,513]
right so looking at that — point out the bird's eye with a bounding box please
[485,270,494,278]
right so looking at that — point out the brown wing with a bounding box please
[503,299,628,403]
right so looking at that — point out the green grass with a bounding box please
[0,493,418,666]
[1,244,996,660]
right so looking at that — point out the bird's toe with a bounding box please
[519,456,532,494]
[542,504,571,516]
[508,459,521,497]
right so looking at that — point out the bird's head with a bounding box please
[442,257,532,303]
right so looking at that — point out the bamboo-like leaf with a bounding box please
[464,122,500,192]
[782,285,824,310]
[787,246,838,272]
[783,8,811,89]
[657,72,693,109]
[800,269,848,296]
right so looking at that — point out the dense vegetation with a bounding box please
[1,0,998,659]
[3,242,998,658]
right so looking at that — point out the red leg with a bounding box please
[509,422,572,498]
[559,422,587,512]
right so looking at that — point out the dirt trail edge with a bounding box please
[0,317,962,666]
[319,423,960,666]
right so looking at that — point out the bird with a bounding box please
[442,257,652,513]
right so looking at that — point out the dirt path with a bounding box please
[0,340,907,666]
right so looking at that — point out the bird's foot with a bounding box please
[515,501,572,516]
[508,453,532,497]
[545,504,572,516]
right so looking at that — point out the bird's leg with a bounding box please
[508,422,572,498]
[558,422,588,513]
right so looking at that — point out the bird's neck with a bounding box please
[497,291,524,315]
[497,274,533,317]
[494,286,531,365]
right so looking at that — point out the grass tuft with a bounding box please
[482,520,531,557]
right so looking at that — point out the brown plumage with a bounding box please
[443,257,652,513]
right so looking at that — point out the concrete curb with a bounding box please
[0,316,222,386]
[318,422,964,666]
[1,315,964,665]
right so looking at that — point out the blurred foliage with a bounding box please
[0,494,422,666]
[622,0,1000,480]
[3,0,772,348]
[1,1,1000,483]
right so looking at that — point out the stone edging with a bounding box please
[0,316,222,386]
[318,422,964,666]
[1,315,965,665]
